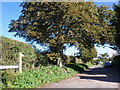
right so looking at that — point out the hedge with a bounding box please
[0,36,48,70]
[112,55,120,70]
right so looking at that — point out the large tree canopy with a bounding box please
[8,2,115,63]
[111,1,120,49]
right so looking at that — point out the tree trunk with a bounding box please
[57,57,63,68]
[50,44,64,68]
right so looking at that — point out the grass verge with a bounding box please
[1,63,89,88]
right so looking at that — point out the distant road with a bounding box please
[41,65,120,88]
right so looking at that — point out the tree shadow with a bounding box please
[65,63,86,73]
[80,66,120,83]
[79,63,88,69]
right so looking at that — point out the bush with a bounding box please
[2,65,78,88]
[1,70,16,88]
[112,55,120,70]
[35,53,49,67]
[46,53,67,65]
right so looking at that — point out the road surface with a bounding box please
[41,65,120,88]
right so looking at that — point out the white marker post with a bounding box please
[19,52,24,73]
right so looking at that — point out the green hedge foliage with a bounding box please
[112,55,120,70]
[0,36,48,69]
[2,65,79,88]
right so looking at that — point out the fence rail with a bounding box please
[0,52,24,73]
[0,65,18,69]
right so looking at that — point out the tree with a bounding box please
[80,47,97,63]
[109,2,120,70]
[111,1,120,49]
[98,53,109,60]
[8,2,115,64]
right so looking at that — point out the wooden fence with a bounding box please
[0,52,24,73]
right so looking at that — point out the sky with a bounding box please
[1,1,118,57]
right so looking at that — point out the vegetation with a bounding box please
[8,2,115,64]
[96,53,110,64]
[1,1,120,89]
[110,1,120,70]
[80,47,97,63]
[65,63,88,73]
[0,36,91,88]
[0,36,49,69]
[1,64,87,88]
[111,1,120,49]
[112,55,120,70]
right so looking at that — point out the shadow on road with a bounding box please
[80,66,120,83]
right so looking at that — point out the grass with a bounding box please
[1,63,89,88]
[86,62,93,67]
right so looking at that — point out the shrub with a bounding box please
[46,53,67,65]
[112,55,120,70]
[1,70,16,88]
[2,65,78,88]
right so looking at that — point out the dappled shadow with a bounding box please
[80,66,120,83]
[65,64,85,73]
[79,64,88,69]
[83,67,106,75]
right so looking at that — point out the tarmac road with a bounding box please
[41,65,120,88]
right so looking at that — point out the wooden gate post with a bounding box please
[19,52,24,73]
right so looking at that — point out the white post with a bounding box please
[57,58,62,68]
[19,52,24,73]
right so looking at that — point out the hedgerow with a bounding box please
[0,36,48,69]
[0,36,89,88]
